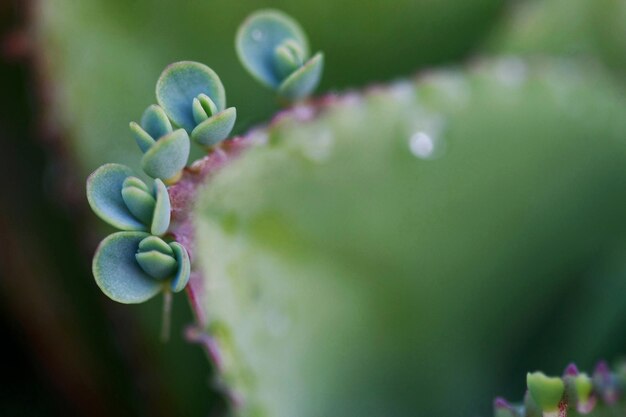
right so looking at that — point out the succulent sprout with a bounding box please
[236,9,324,100]
[130,105,191,183]
[92,232,190,304]
[526,372,565,416]
[156,61,236,148]
[86,163,171,236]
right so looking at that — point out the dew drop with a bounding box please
[251,29,263,41]
[409,131,436,159]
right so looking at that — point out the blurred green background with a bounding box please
[1,0,625,415]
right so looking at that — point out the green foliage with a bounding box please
[93,232,189,303]
[156,61,237,147]
[236,10,324,99]
[86,163,170,235]
[193,59,626,416]
[487,0,626,76]
[37,0,503,178]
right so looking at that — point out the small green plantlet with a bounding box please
[92,232,190,304]
[130,104,190,183]
[156,61,236,149]
[526,372,565,416]
[236,9,324,100]
[86,163,171,236]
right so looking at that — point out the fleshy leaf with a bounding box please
[277,52,324,99]
[129,122,156,153]
[527,372,564,412]
[169,242,190,292]
[151,179,171,236]
[140,104,172,139]
[274,39,306,79]
[92,231,162,303]
[192,94,219,125]
[190,107,237,147]
[86,163,146,231]
[135,250,177,280]
[156,61,226,133]
[236,9,309,88]
[141,129,190,181]
[138,235,174,255]
[121,176,156,225]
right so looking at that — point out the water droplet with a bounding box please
[494,56,528,87]
[251,29,263,41]
[409,131,436,159]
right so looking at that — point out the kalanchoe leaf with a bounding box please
[192,93,219,125]
[150,179,171,236]
[87,164,171,235]
[92,231,162,304]
[141,104,172,138]
[121,176,156,225]
[138,235,174,255]
[236,9,309,88]
[527,372,565,413]
[141,129,190,182]
[156,61,226,133]
[191,107,237,147]
[274,39,306,79]
[277,52,324,100]
[135,246,178,280]
[169,241,190,292]
[574,373,594,413]
[129,121,156,153]
[87,164,146,231]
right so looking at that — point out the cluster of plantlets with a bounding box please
[86,10,323,328]
[495,362,626,417]
[83,6,626,417]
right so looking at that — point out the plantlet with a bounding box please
[130,105,190,183]
[76,6,626,417]
[92,232,190,303]
[87,163,170,236]
[236,9,324,100]
[156,61,236,149]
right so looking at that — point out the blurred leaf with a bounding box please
[193,59,626,416]
[487,0,626,76]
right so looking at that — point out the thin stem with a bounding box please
[161,288,173,342]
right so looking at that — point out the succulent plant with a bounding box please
[156,61,237,149]
[236,9,324,100]
[92,232,190,303]
[86,163,170,236]
[130,105,191,183]
[71,5,626,416]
